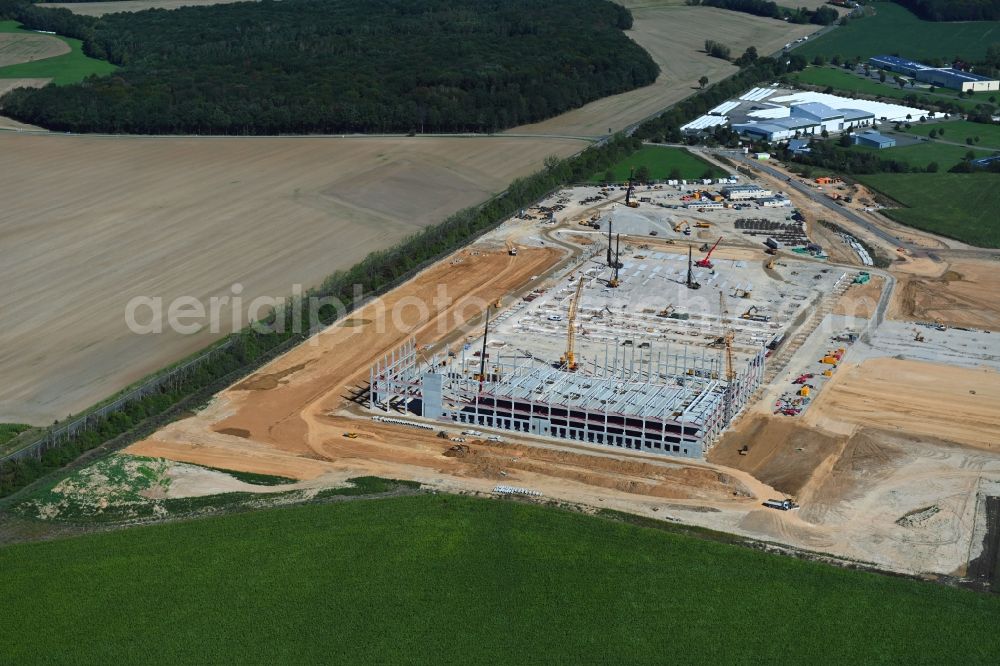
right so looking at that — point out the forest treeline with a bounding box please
[0,0,658,134]
[890,0,1000,21]
[687,0,839,25]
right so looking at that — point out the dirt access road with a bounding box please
[0,134,584,424]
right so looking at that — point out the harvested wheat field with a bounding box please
[0,134,584,424]
[509,4,818,136]
[804,357,1000,449]
[46,0,252,16]
[0,32,69,67]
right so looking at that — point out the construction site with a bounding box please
[106,155,1000,581]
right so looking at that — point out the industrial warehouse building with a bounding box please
[732,102,874,142]
[369,339,766,459]
[869,55,999,92]
[852,130,896,149]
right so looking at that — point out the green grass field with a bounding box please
[796,2,1000,61]
[859,173,1000,247]
[855,141,993,170]
[589,145,726,183]
[906,120,1000,150]
[788,66,984,113]
[1,494,999,662]
[0,21,116,85]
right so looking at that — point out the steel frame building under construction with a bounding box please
[369,337,765,458]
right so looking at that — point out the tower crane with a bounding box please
[696,236,722,269]
[561,276,586,371]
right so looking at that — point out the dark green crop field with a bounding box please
[796,2,1000,61]
[2,494,999,663]
[859,172,1000,247]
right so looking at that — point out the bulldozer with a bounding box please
[343,432,360,439]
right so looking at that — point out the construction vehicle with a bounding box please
[624,168,639,208]
[799,385,811,397]
[763,498,799,511]
[741,305,769,322]
[694,221,711,228]
[793,373,814,384]
[913,329,925,342]
[343,432,360,439]
[696,237,722,269]
[657,304,675,318]
[673,220,691,235]
[608,234,622,288]
[738,445,749,456]
[508,246,518,256]
[766,257,776,270]
[560,276,586,370]
[854,271,870,285]
[685,246,701,290]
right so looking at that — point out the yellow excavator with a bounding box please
[560,276,586,370]
[673,220,692,235]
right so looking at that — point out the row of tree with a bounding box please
[0,0,658,134]
[689,0,839,25]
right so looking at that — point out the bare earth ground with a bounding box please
[46,0,252,15]
[508,5,819,136]
[0,33,69,67]
[888,258,1000,331]
[0,134,583,424]
[803,357,1000,449]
